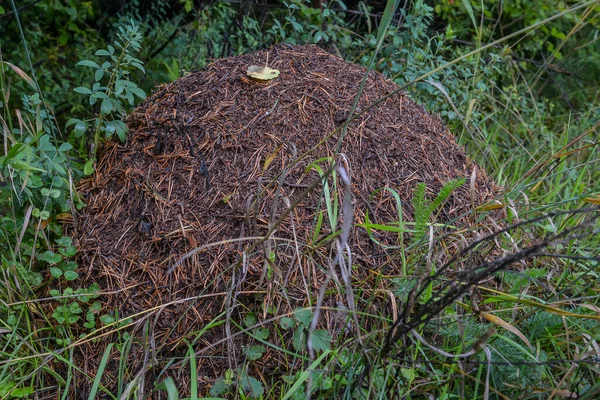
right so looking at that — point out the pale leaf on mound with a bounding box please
[247,65,280,81]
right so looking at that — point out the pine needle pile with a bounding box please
[73,44,498,391]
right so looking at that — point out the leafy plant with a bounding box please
[210,368,265,399]
[67,19,146,173]
[411,178,465,241]
[242,312,269,361]
[280,309,332,353]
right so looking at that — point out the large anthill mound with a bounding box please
[74,44,497,392]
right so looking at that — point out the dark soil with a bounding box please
[72,44,497,395]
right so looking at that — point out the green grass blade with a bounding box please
[88,343,114,400]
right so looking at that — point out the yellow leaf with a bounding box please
[476,201,505,211]
[582,195,600,204]
[530,180,543,194]
[480,311,534,351]
[263,143,283,172]
[247,65,280,81]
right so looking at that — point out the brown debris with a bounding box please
[73,44,497,392]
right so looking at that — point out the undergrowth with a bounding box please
[1,0,599,399]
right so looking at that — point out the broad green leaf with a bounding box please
[38,251,62,264]
[295,309,313,327]
[63,271,79,281]
[11,387,34,398]
[41,188,61,199]
[244,345,265,361]
[244,313,256,327]
[310,329,331,352]
[99,315,115,325]
[254,327,269,340]
[58,142,73,152]
[95,49,111,56]
[77,60,101,69]
[74,121,87,137]
[100,98,112,115]
[65,118,81,127]
[239,375,264,398]
[84,159,95,175]
[74,86,92,95]
[280,317,295,330]
[105,121,117,135]
[128,86,146,99]
[50,267,63,278]
[95,69,104,82]
[56,236,72,247]
[130,62,145,73]
[115,79,125,95]
[210,377,230,396]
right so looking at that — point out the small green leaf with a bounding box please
[210,377,230,396]
[310,329,331,352]
[239,374,264,398]
[128,86,146,100]
[295,309,313,327]
[90,301,102,313]
[95,69,104,82]
[100,315,115,325]
[50,267,63,278]
[100,98,112,115]
[56,236,73,247]
[11,386,34,398]
[38,251,62,264]
[64,271,79,281]
[59,246,77,257]
[77,60,101,69]
[115,79,125,95]
[292,326,306,352]
[41,188,61,199]
[244,313,257,327]
[245,345,265,361]
[95,49,111,56]
[105,121,117,135]
[73,86,93,95]
[84,159,95,175]
[74,121,87,137]
[254,327,269,340]
[280,317,295,330]
[65,118,81,128]
[130,62,145,73]
[58,142,73,152]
